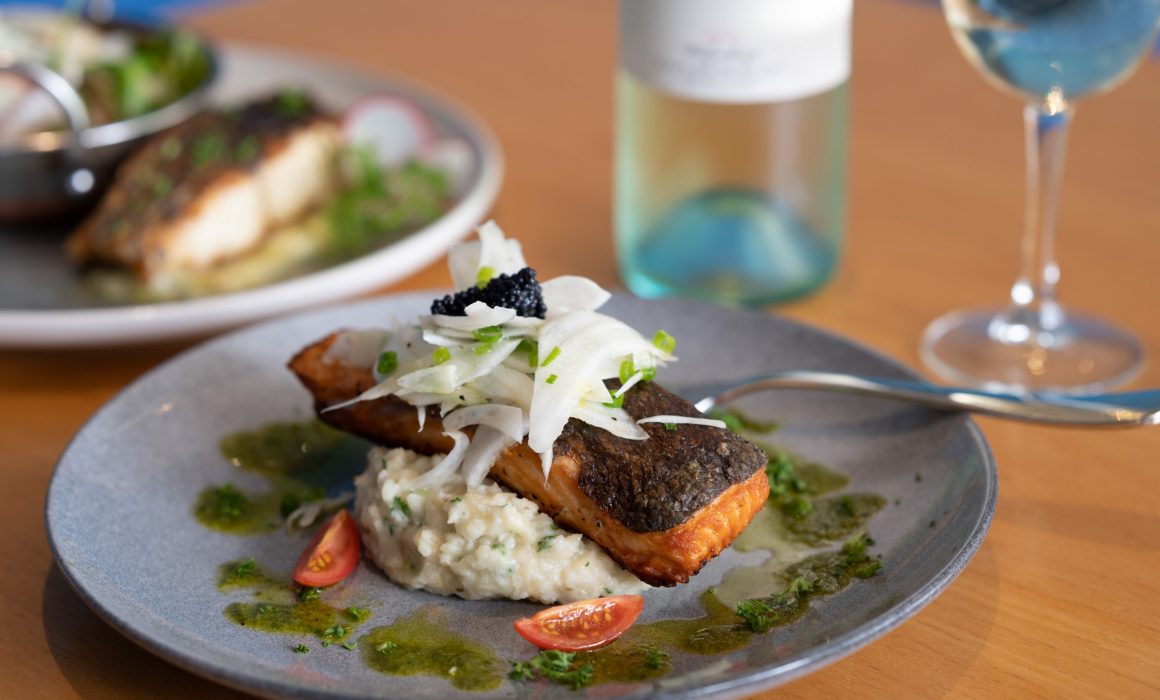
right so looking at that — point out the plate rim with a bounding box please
[0,43,504,349]
[45,293,998,699]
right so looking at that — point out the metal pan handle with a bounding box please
[0,61,96,194]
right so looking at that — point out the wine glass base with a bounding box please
[920,308,1144,393]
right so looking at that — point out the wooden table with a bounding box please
[4,1,1159,697]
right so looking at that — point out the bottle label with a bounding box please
[620,0,852,103]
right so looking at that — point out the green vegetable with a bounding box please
[341,640,358,651]
[618,358,655,384]
[782,495,814,519]
[643,646,668,670]
[472,325,503,343]
[233,559,256,579]
[327,150,450,254]
[345,606,371,622]
[766,452,810,499]
[664,422,678,431]
[375,641,399,654]
[652,329,676,354]
[509,650,594,690]
[432,347,451,365]
[299,587,323,602]
[603,394,624,409]
[293,644,310,654]
[536,534,557,552]
[476,266,496,288]
[541,346,561,367]
[545,374,558,385]
[735,599,778,633]
[474,343,493,355]
[392,496,412,518]
[376,351,399,376]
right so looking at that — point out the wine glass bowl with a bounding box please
[922,0,1160,392]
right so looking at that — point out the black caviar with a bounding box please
[430,267,547,318]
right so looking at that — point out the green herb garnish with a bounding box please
[545,374,558,385]
[293,644,310,654]
[340,641,358,651]
[392,496,411,518]
[517,339,538,368]
[345,606,371,622]
[541,346,561,367]
[603,393,624,409]
[376,351,399,376]
[476,266,496,288]
[735,599,778,633]
[299,587,322,602]
[472,325,503,343]
[652,329,676,354]
[375,641,399,654]
[509,650,593,690]
[643,645,668,670]
[432,347,451,365]
[536,534,557,551]
[664,422,678,431]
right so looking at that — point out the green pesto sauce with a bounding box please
[218,560,371,641]
[218,419,368,484]
[580,640,671,684]
[194,420,371,536]
[708,407,781,435]
[781,493,887,547]
[194,483,280,534]
[360,607,503,692]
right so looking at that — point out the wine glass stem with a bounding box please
[999,97,1074,344]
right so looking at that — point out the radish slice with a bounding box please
[343,94,436,167]
[425,136,474,193]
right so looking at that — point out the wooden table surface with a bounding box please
[4,1,1159,697]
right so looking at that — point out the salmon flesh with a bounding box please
[289,332,770,587]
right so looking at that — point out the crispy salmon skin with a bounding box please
[289,332,770,586]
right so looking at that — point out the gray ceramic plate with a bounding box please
[46,293,996,699]
[0,45,502,348]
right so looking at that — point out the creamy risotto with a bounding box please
[354,447,648,604]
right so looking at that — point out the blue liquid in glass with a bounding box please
[622,189,836,306]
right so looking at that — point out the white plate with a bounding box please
[0,44,503,348]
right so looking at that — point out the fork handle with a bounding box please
[694,371,1150,427]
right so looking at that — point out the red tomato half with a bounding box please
[513,595,644,651]
[292,509,361,587]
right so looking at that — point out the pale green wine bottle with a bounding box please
[616,0,851,306]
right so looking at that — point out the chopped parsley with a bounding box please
[536,534,557,552]
[299,586,323,602]
[375,641,398,655]
[292,644,309,654]
[391,496,412,518]
[643,645,668,670]
[345,606,372,622]
[663,422,678,431]
[509,650,593,690]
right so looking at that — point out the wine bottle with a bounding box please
[616,0,852,305]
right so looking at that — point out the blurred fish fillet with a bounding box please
[67,92,339,288]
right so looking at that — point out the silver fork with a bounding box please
[678,371,1160,427]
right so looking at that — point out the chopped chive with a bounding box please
[541,346,561,367]
[546,374,558,385]
[641,365,656,381]
[376,351,398,376]
[517,339,538,368]
[472,325,503,343]
[619,358,634,384]
[432,347,451,365]
[474,343,494,355]
[602,394,624,409]
[476,266,496,288]
[652,330,676,354]
[664,422,678,431]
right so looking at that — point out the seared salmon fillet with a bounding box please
[289,332,770,587]
[67,93,339,287]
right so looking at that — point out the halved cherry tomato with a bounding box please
[513,595,644,651]
[292,509,361,587]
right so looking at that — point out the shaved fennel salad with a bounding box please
[325,221,726,487]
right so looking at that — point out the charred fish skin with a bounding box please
[67,92,339,282]
[288,332,770,586]
[561,380,768,533]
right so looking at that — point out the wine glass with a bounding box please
[922,0,1160,392]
